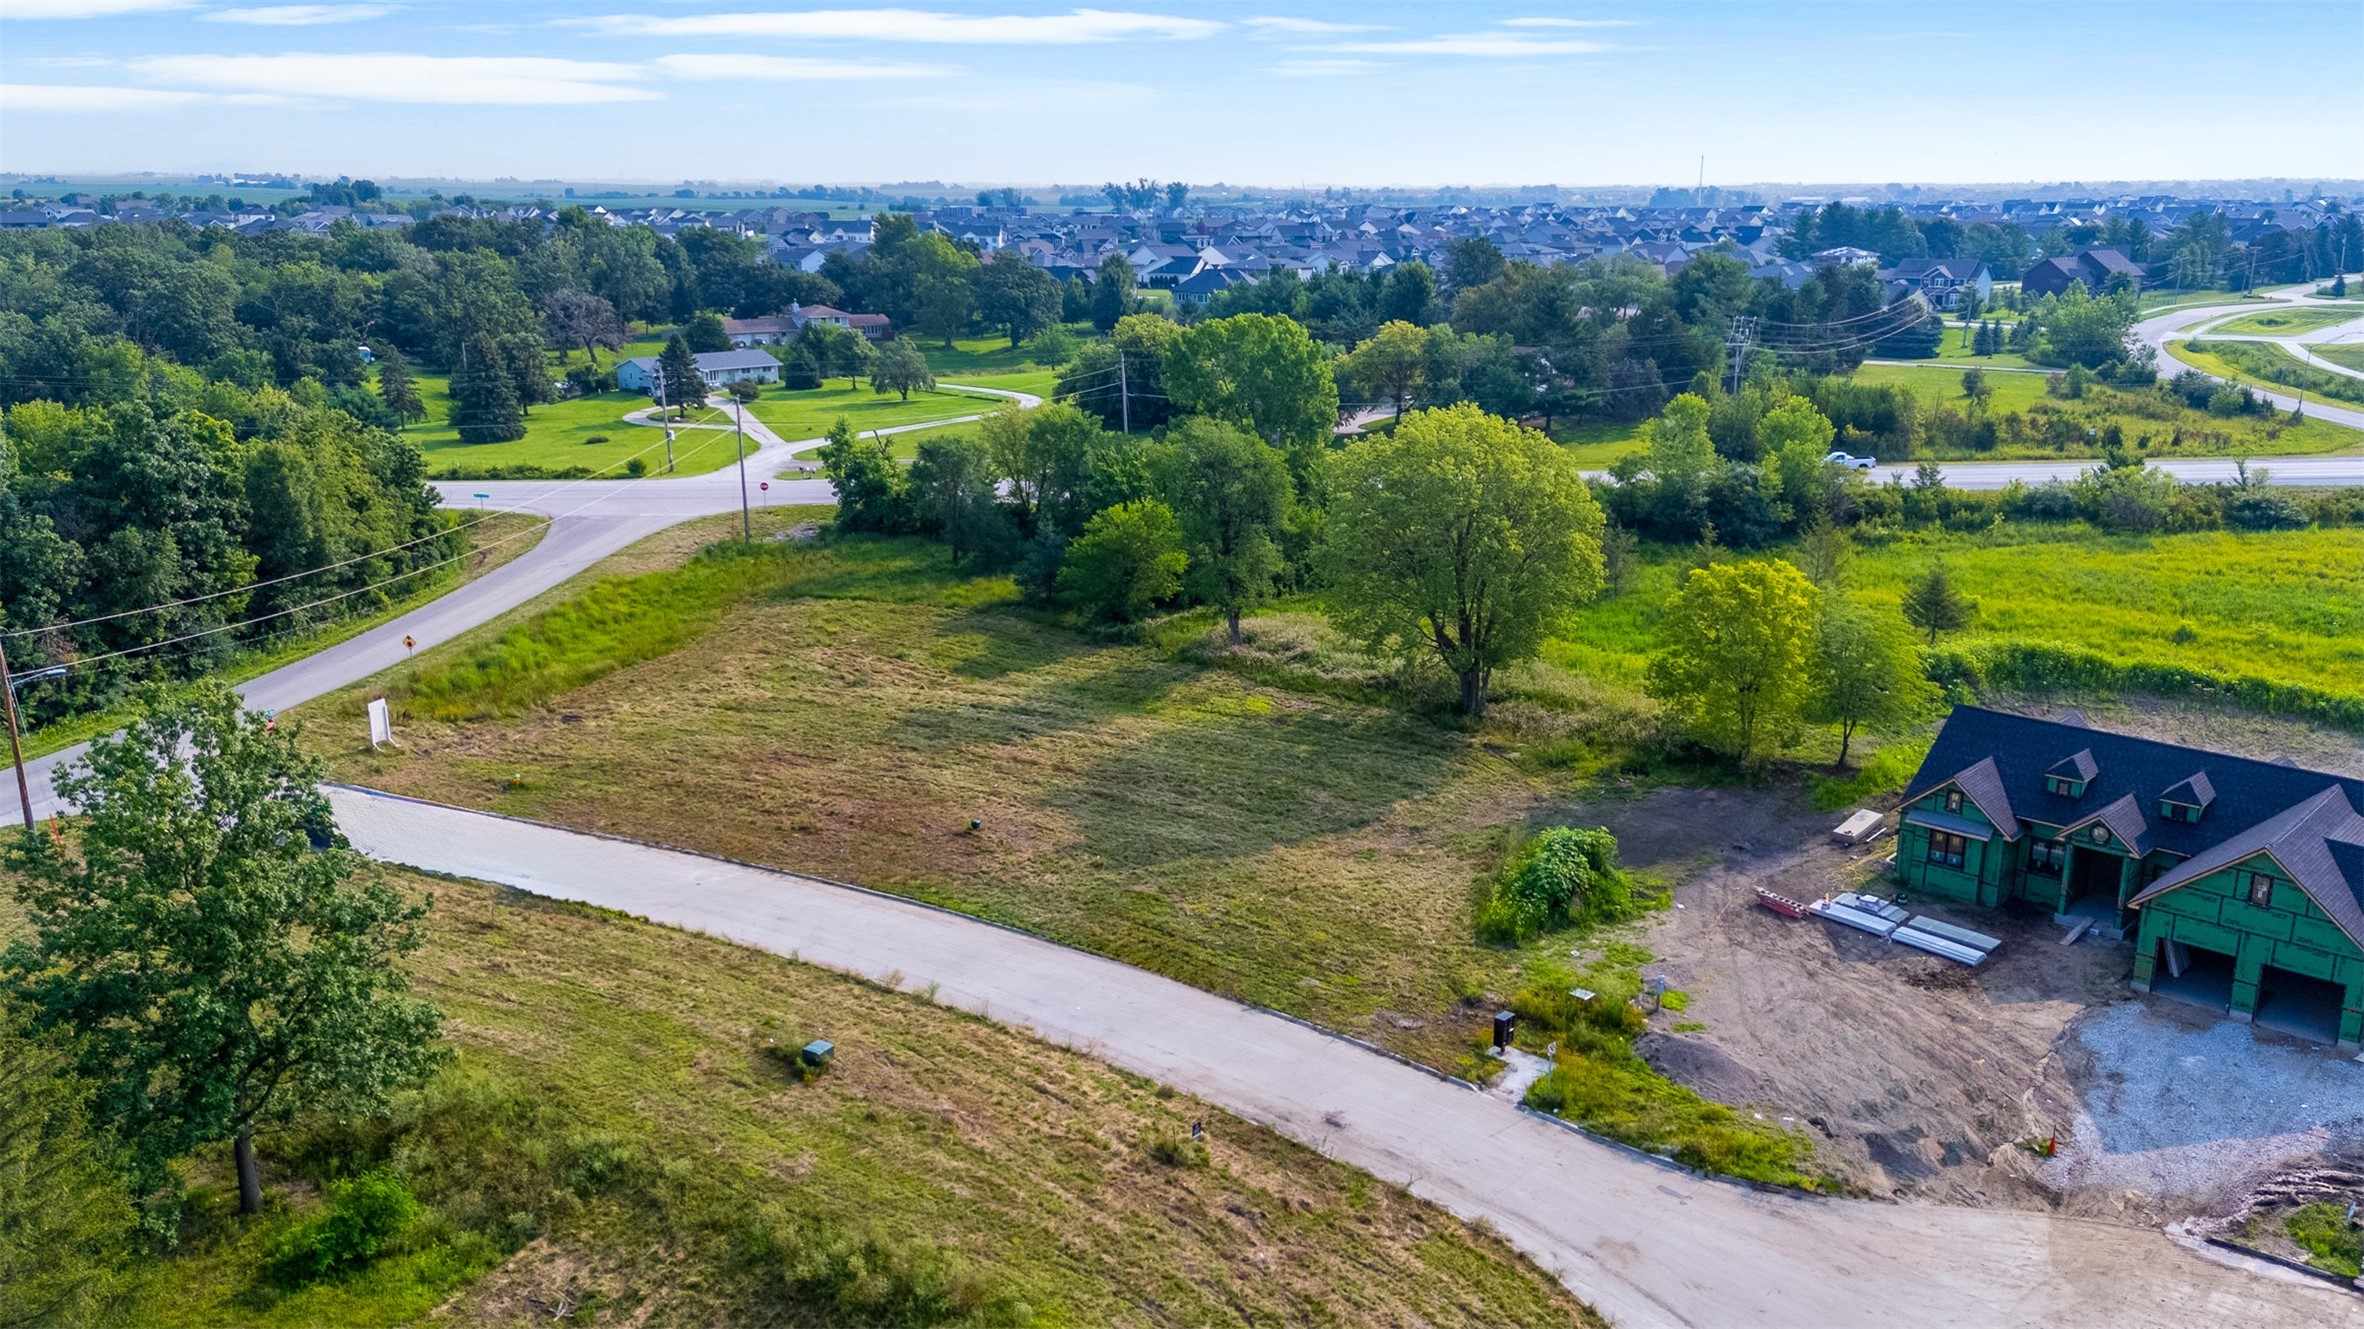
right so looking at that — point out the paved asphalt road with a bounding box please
[328,787,2364,1329]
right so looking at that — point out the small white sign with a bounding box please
[367,698,392,749]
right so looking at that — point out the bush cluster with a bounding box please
[1475,827,1640,945]
[267,1170,419,1286]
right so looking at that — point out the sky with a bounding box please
[2,0,2360,189]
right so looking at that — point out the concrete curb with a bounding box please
[2200,1236,2364,1296]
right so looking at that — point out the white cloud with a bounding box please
[0,82,207,108]
[652,53,951,80]
[1,0,191,17]
[578,7,1223,44]
[1498,16,1640,27]
[1268,57,1380,77]
[1333,33,1612,56]
[204,5,397,25]
[1243,16,1377,34]
[127,53,661,103]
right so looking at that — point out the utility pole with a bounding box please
[1724,314,1755,396]
[1117,350,1131,434]
[1,637,33,831]
[655,374,675,474]
[733,398,752,543]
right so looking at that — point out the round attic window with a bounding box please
[2091,826,2111,846]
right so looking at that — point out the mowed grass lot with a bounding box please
[305,518,1569,1066]
[2200,306,2364,336]
[4,870,1589,1328]
[1852,362,2364,456]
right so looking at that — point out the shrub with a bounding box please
[1476,827,1639,945]
[268,1170,419,1285]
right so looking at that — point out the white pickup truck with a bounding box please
[1825,450,1878,471]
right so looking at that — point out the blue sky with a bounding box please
[2,1,2359,187]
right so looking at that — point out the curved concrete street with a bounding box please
[327,787,2364,1329]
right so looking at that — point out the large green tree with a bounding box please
[2,684,445,1215]
[655,332,707,415]
[814,416,906,533]
[975,251,1063,348]
[869,336,937,402]
[1154,418,1291,644]
[1338,320,1431,419]
[1317,404,1606,716]
[1805,598,1937,767]
[1645,560,1820,764]
[374,344,424,426]
[1162,313,1340,467]
[450,334,525,443]
[1057,499,1186,623]
[1089,252,1136,332]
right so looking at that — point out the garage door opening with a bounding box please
[2149,938,2236,1014]
[2253,966,2346,1044]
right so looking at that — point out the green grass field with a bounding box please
[2175,340,2364,406]
[1552,420,1649,467]
[1853,361,2364,457]
[10,866,1590,1328]
[742,380,1024,445]
[2137,289,2261,316]
[2313,342,2364,372]
[2199,307,2364,337]
[1920,336,2038,369]
[1855,362,2054,413]
[1550,523,2364,736]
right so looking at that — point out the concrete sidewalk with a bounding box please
[328,786,2362,1329]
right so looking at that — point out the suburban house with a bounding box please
[722,315,797,347]
[2020,248,2145,299]
[615,349,781,396]
[1810,246,1882,268]
[1896,707,2364,1047]
[1878,257,1993,309]
[785,302,893,341]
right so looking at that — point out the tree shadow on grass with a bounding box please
[882,648,1194,753]
[1045,703,1464,869]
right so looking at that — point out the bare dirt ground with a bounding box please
[1567,750,2364,1226]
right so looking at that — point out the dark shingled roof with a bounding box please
[1909,706,2364,947]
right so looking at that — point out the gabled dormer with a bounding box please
[2158,771,2215,824]
[2045,749,2098,798]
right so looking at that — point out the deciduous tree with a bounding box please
[975,251,1063,348]
[1057,499,1186,623]
[2,684,445,1215]
[1154,418,1291,643]
[814,416,906,533]
[1645,559,1819,764]
[1338,320,1430,419]
[1162,313,1340,463]
[1805,598,1937,767]
[869,336,937,402]
[1090,252,1136,332]
[1317,404,1605,716]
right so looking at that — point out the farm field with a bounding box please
[2199,306,2364,336]
[0,868,1589,1329]
[1850,361,2364,457]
